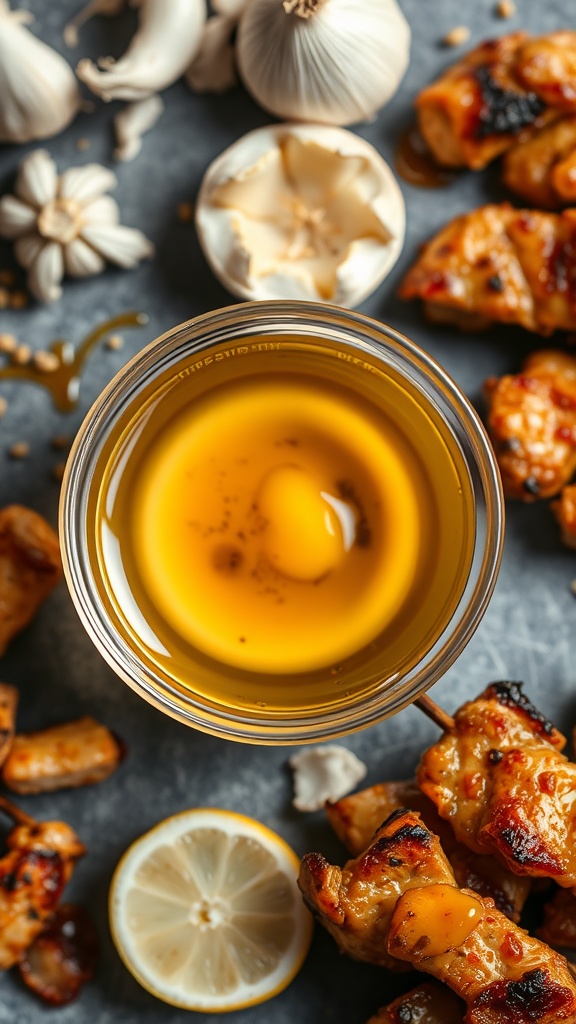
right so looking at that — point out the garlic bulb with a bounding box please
[195,124,405,308]
[0,0,80,143]
[0,150,154,303]
[76,0,207,102]
[236,0,411,126]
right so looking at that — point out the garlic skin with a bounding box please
[113,95,164,161]
[289,746,367,812]
[195,124,405,308]
[236,0,411,126]
[186,14,238,95]
[0,0,80,143]
[64,0,127,49]
[0,150,154,303]
[76,0,207,102]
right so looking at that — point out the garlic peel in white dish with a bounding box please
[0,0,80,143]
[236,0,410,126]
[76,0,207,102]
[0,150,154,303]
[289,745,367,812]
[195,124,405,307]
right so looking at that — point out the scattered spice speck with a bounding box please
[52,462,66,483]
[9,441,30,459]
[33,351,60,374]
[0,270,15,287]
[496,0,515,16]
[177,201,195,224]
[0,333,17,354]
[51,434,70,451]
[0,288,9,309]
[12,345,31,366]
[443,25,471,47]
[76,137,91,151]
[10,290,28,309]
[0,396,7,418]
[105,333,124,351]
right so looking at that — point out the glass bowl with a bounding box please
[60,300,504,744]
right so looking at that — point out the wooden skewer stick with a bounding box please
[0,793,37,827]
[415,693,455,732]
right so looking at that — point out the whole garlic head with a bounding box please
[195,124,405,308]
[0,150,154,303]
[0,0,80,143]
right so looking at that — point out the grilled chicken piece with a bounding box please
[416,33,553,170]
[327,780,531,922]
[0,506,62,656]
[485,351,576,501]
[503,116,576,208]
[417,681,576,887]
[0,799,85,970]
[19,904,98,1006]
[2,716,124,794]
[367,982,464,1024]
[0,683,17,767]
[299,809,454,970]
[300,809,576,1024]
[399,203,576,337]
[551,484,576,547]
[539,888,576,950]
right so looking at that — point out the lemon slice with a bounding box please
[109,808,313,1012]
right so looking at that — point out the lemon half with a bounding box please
[109,808,313,1012]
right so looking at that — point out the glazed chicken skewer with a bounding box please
[299,809,576,1024]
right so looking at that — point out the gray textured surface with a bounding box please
[1,1,575,1021]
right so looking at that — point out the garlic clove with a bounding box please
[80,223,155,268]
[196,124,405,308]
[64,238,106,278]
[58,164,118,204]
[289,745,367,813]
[80,195,120,226]
[0,194,37,238]
[185,14,237,95]
[14,233,43,270]
[15,150,58,209]
[212,0,246,15]
[27,239,64,303]
[113,95,164,162]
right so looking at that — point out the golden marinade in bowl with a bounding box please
[61,301,503,743]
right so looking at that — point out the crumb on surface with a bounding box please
[10,290,28,309]
[0,334,17,354]
[177,201,195,223]
[9,442,29,459]
[0,271,15,287]
[496,0,515,16]
[443,25,471,46]
[11,345,31,366]
[105,333,124,351]
[51,434,70,451]
[0,288,9,309]
[76,137,91,151]
[0,397,7,418]
[33,351,60,374]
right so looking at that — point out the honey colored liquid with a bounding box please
[92,340,475,714]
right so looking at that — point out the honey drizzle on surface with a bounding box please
[0,312,147,412]
[395,127,457,189]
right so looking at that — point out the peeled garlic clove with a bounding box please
[0,195,37,238]
[0,2,80,143]
[58,164,118,204]
[236,0,410,126]
[64,238,106,278]
[195,123,405,308]
[16,150,58,209]
[80,195,120,227]
[76,0,207,102]
[113,95,164,162]
[80,223,155,268]
[14,233,43,270]
[27,240,64,304]
[185,15,237,95]
[289,746,367,812]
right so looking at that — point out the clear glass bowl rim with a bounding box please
[59,300,504,745]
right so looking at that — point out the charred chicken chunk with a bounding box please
[0,506,62,656]
[0,798,85,970]
[300,809,576,1024]
[485,351,576,501]
[299,809,454,970]
[399,204,576,337]
[19,904,98,1006]
[539,887,576,950]
[503,116,576,208]
[2,716,123,794]
[327,780,531,922]
[0,683,17,768]
[551,484,576,547]
[417,681,576,886]
[367,982,464,1024]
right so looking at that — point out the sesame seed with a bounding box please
[33,350,60,374]
[105,334,124,351]
[12,345,31,366]
[9,441,29,459]
[10,290,28,309]
[443,25,471,47]
[52,462,66,482]
[0,397,7,418]
[177,202,195,224]
[496,0,515,16]
[0,333,17,354]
